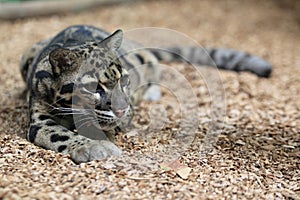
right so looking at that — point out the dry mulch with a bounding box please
[0,0,299,199]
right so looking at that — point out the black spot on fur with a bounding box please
[29,97,33,111]
[96,62,101,68]
[50,134,70,143]
[135,54,145,64]
[104,72,109,79]
[60,83,75,94]
[36,70,53,79]
[30,118,35,124]
[28,125,41,143]
[151,50,163,61]
[99,52,105,57]
[209,49,216,61]
[45,121,57,126]
[38,115,51,121]
[115,64,122,73]
[49,88,55,99]
[171,47,182,57]
[58,145,67,152]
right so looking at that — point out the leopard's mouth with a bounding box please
[94,106,130,125]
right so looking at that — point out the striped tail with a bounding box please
[150,47,272,77]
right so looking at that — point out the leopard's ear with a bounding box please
[100,29,123,51]
[49,48,82,76]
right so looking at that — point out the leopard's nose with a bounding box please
[113,108,127,118]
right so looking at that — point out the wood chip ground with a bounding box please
[0,0,299,199]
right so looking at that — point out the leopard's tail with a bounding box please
[150,47,272,77]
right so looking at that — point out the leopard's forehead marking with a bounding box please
[71,43,117,69]
[72,46,122,87]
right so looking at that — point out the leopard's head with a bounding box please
[49,30,132,130]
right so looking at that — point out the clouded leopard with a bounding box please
[20,25,272,163]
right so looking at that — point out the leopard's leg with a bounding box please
[28,98,121,163]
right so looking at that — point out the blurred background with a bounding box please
[1,0,299,22]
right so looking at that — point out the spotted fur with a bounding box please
[20,25,272,163]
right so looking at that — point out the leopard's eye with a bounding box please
[96,83,106,97]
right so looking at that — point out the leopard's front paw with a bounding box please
[71,140,121,163]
